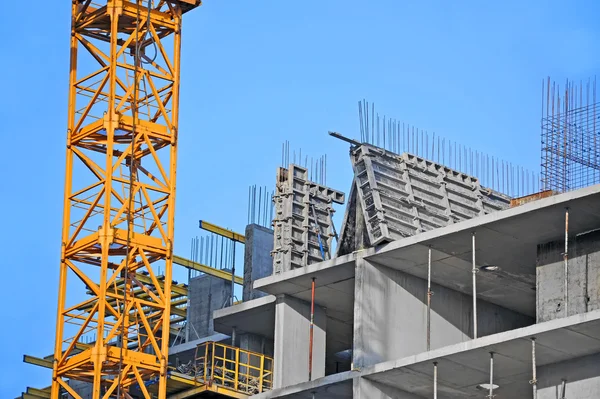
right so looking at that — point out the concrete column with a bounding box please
[537,354,600,399]
[243,224,274,301]
[353,377,422,399]
[353,256,532,367]
[188,274,232,339]
[273,294,326,388]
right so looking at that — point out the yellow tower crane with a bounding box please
[51,1,200,398]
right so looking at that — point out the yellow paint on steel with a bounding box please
[193,341,274,396]
[51,2,200,398]
[199,220,246,243]
[26,388,51,399]
[173,255,243,285]
[23,355,52,369]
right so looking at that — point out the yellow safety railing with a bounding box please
[194,341,273,395]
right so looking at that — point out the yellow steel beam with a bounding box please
[115,273,188,296]
[44,343,89,361]
[26,388,50,399]
[199,220,245,243]
[23,355,52,369]
[166,385,207,399]
[173,255,243,285]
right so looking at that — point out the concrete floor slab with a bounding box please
[213,295,277,338]
[362,309,600,398]
[251,371,356,398]
[251,310,600,398]
[252,185,600,320]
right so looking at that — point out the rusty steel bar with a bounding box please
[308,277,316,381]
[427,246,432,351]
[472,232,478,339]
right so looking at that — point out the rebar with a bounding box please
[541,77,600,193]
[356,99,540,197]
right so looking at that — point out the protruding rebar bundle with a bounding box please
[356,99,541,198]
[541,77,600,193]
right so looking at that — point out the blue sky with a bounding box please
[0,0,598,396]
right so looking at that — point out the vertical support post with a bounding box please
[234,347,240,391]
[489,352,494,398]
[560,379,567,399]
[259,355,265,393]
[564,208,569,316]
[531,338,537,399]
[472,232,478,339]
[433,362,438,399]
[231,241,236,306]
[231,327,237,347]
[427,246,432,351]
[309,277,316,381]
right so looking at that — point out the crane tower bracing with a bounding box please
[52,1,200,399]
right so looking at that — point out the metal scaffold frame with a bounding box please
[52,1,199,398]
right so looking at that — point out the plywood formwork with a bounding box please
[338,144,510,253]
[272,165,345,274]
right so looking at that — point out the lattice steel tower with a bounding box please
[52,1,199,398]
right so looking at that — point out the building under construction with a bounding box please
[16,1,600,399]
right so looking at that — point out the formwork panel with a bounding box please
[349,145,510,246]
[272,165,345,274]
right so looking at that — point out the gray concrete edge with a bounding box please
[250,309,600,397]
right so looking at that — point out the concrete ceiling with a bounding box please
[363,310,600,398]
[253,311,600,398]
[213,295,277,338]
[370,184,600,316]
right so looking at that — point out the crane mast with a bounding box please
[52,1,199,398]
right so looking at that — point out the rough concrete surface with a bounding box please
[353,256,532,368]
[537,229,600,322]
[188,274,232,339]
[274,294,327,388]
[538,353,600,399]
[244,223,274,301]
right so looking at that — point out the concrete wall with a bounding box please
[273,294,327,388]
[66,380,92,399]
[240,333,274,357]
[537,230,600,322]
[353,256,533,367]
[188,274,232,340]
[353,378,421,399]
[537,353,600,399]
[243,224,274,301]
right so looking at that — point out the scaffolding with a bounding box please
[171,341,274,396]
[541,77,600,192]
